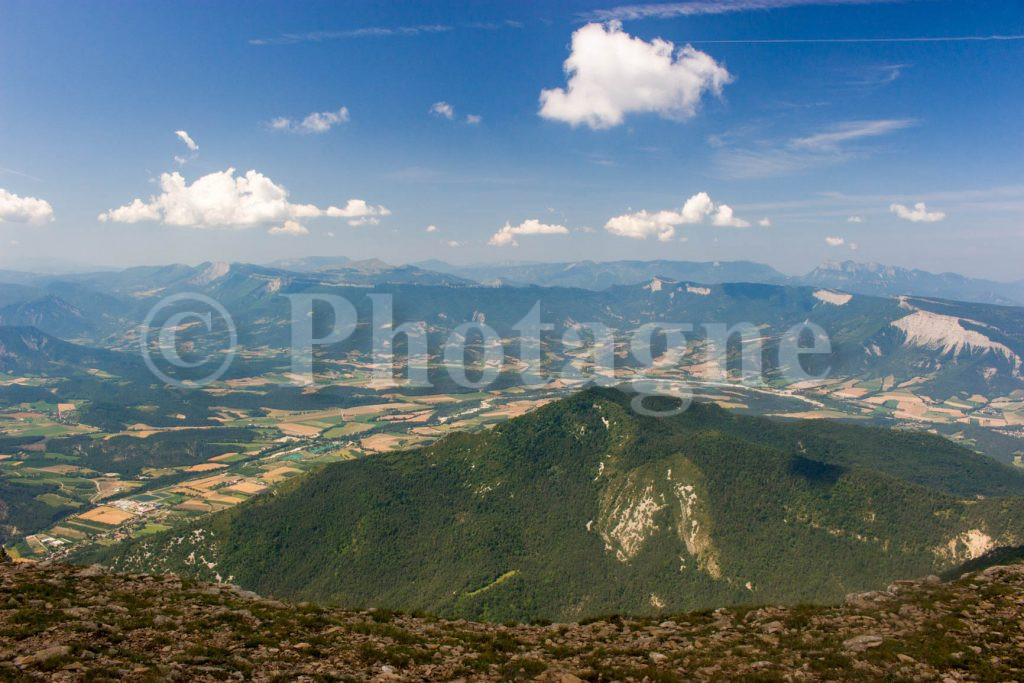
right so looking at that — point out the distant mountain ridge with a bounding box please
[416,258,1024,304]
[803,260,1024,306]
[2,263,1024,404]
[412,259,789,290]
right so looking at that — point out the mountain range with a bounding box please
[1,260,1023,409]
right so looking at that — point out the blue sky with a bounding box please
[0,0,1021,278]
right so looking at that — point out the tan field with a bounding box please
[360,433,414,452]
[35,464,86,474]
[50,526,87,540]
[175,500,218,513]
[78,506,135,526]
[224,481,268,495]
[277,423,323,437]
[202,493,245,506]
[208,452,241,462]
[480,398,555,420]
[187,462,228,472]
[262,466,301,483]
[342,402,422,417]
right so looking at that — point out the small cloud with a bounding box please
[325,199,391,226]
[431,101,455,120]
[268,220,310,236]
[604,191,749,241]
[849,242,859,250]
[175,130,199,152]
[446,240,463,247]
[890,201,945,223]
[825,236,845,247]
[758,217,771,227]
[425,224,438,233]
[711,204,750,228]
[489,218,569,247]
[0,187,55,224]
[465,114,482,124]
[847,215,864,223]
[271,107,350,134]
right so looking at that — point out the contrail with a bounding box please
[683,34,1024,44]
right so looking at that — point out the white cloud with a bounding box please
[711,203,750,227]
[890,201,945,222]
[175,130,199,152]
[604,191,750,240]
[425,224,438,232]
[825,236,845,246]
[465,114,482,124]
[431,101,455,119]
[0,188,55,224]
[271,107,350,134]
[680,191,715,223]
[538,21,731,129]
[605,209,683,241]
[98,168,388,230]
[758,217,771,227]
[268,220,310,236]
[446,240,463,247]
[847,215,864,223]
[489,218,569,247]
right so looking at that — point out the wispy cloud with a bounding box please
[250,24,452,45]
[585,0,900,21]
[791,119,914,150]
[715,118,914,178]
[0,167,41,182]
[250,20,522,46]
[847,63,907,87]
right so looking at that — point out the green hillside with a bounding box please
[87,388,1024,622]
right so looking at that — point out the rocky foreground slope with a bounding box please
[1,557,1022,681]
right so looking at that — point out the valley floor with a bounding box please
[1,559,1022,681]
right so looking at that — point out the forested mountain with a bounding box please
[88,388,1024,622]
